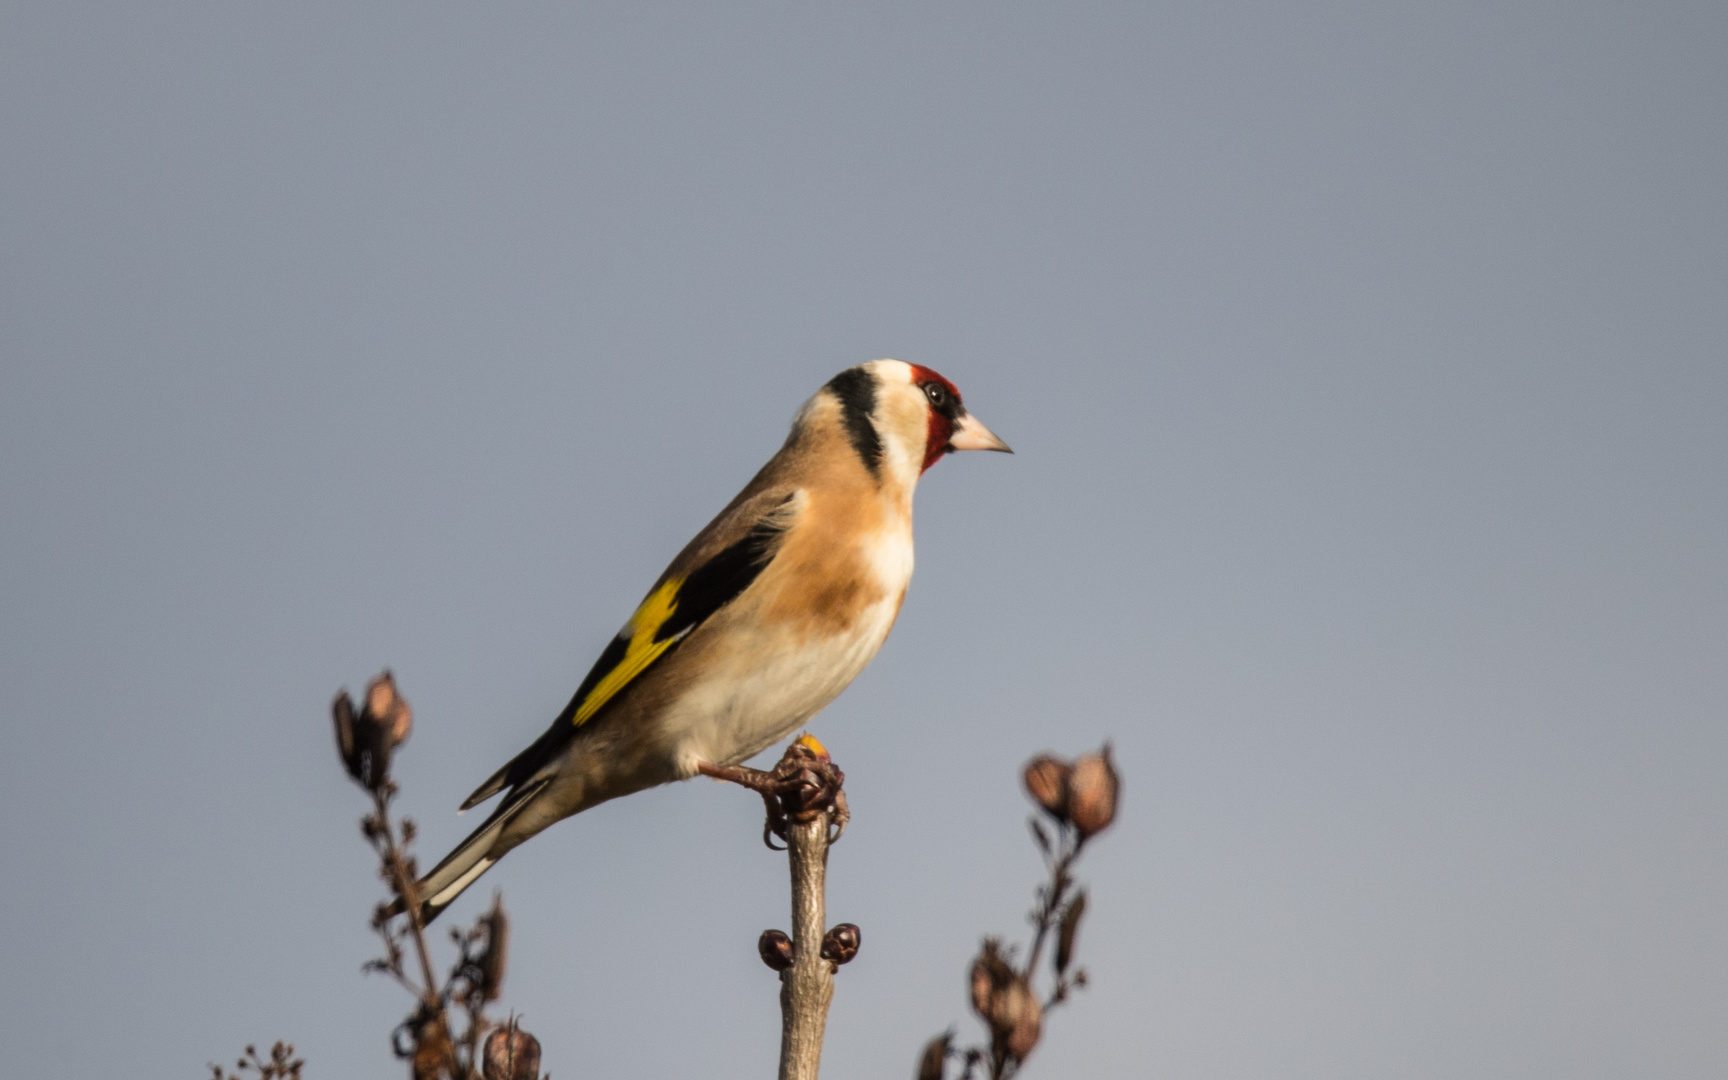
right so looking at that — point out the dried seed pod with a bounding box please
[974,933,1036,1064]
[410,1014,453,1080]
[332,671,414,790]
[969,941,1009,1018]
[1055,889,1087,976]
[758,929,794,971]
[916,1031,952,1080]
[970,939,1043,1064]
[1022,755,1071,820]
[482,1024,541,1080]
[364,670,413,751]
[477,896,509,1001]
[1066,744,1119,839]
[997,976,1043,1060]
[331,690,363,784]
[820,923,861,965]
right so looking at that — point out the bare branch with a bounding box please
[714,735,856,1080]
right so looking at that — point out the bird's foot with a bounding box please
[698,735,848,849]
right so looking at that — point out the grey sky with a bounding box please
[2,3,1724,1077]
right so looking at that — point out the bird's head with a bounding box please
[810,359,1011,488]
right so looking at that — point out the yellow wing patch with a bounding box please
[573,578,684,726]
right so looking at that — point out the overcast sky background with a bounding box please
[2,3,1725,1077]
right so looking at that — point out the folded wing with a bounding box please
[459,490,799,811]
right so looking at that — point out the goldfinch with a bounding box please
[410,359,1010,922]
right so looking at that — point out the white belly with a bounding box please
[665,524,913,772]
[663,595,900,772]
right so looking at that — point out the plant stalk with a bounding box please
[778,811,835,1080]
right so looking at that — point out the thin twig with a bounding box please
[1022,835,1081,980]
[373,787,441,1008]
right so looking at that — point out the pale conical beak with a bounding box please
[949,411,1013,453]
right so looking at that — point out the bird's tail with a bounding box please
[399,778,548,925]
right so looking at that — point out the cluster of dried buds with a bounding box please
[970,940,1041,1063]
[332,670,413,791]
[757,922,862,972]
[208,1042,303,1080]
[1021,744,1119,841]
[411,1010,541,1080]
[920,741,1120,1080]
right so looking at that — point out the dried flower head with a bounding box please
[409,1013,453,1080]
[820,923,861,965]
[998,976,1042,1059]
[332,670,413,791]
[482,1024,541,1080]
[1066,744,1119,839]
[758,929,794,971]
[365,670,413,746]
[969,939,1043,1063]
[1022,755,1071,820]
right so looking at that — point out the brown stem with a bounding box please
[707,741,845,1080]
[370,785,467,1079]
[373,787,442,1011]
[1022,836,1080,979]
[778,809,835,1080]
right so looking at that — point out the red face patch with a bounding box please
[909,365,964,473]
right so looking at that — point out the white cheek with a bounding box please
[875,401,932,489]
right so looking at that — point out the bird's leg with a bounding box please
[697,760,780,793]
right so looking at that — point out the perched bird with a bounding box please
[409,360,1010,922]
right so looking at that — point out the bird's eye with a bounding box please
[922,383,947,407]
